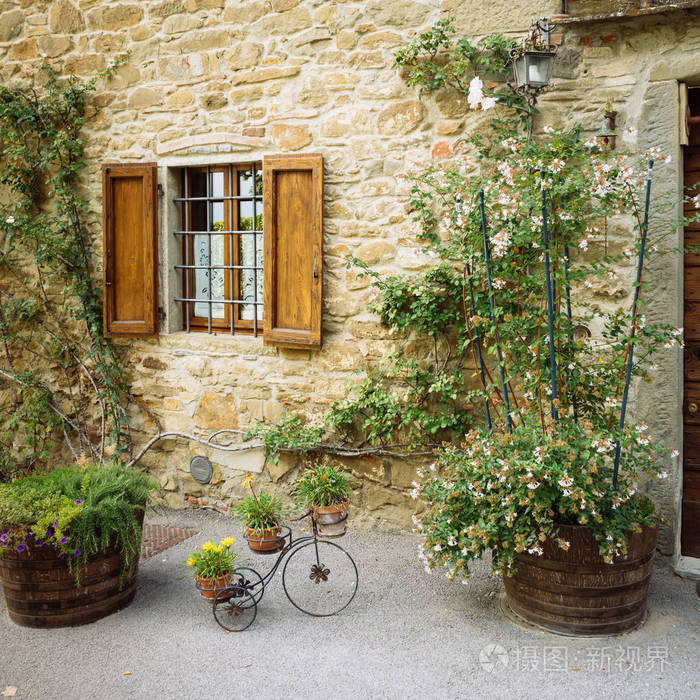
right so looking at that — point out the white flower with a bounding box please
[584,278,593,289]
[636,423,648,432]
[605,396,618,408]
[550,158,565,174]
[492,278,506,289]
[558,476,573,488]
[524,390,534,401]
[424,566,433,574]
[447,535,457,547]
[5,216,14,224]
[467,76,484,110]
[527,481,540,490]
[543,124,554,134]
[527,545,544,556]
[670,449,679,458]
[578,237,590,251]
[656,471,668,480]
[481,96,497,110]
[433,543,442,551]
[622,126,637,145]
[636,435,650,446]
[584,136,598,149]
[692,194,700,209]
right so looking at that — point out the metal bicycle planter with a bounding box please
[203,511,358,632]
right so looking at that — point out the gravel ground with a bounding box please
[1,507,698,700]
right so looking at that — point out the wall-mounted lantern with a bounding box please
[512,19,557,98]
[597,102,617,151]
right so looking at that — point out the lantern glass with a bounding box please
[512,51,555,90]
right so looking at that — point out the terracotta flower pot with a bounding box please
[195,573,231,600]
[246,526,283,554]
[313,501,349,537]
[503,523,658,636]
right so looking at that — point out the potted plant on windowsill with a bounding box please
[0,461,156,628]
[236,476,286,554]
[184,536,240,600]
[292,462,353,537]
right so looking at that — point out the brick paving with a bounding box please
[140,523,199,560]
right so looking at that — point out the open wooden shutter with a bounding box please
[263,154,323,349]
[102,163,158,337]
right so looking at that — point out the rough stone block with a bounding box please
[128,87,161,109]
[0,9,23,41]
[193,391,238,431]
[255,6,312,35]
[269,123,312,150]
[48,1,85,34]
[223,42,263,71]
[230,65,300,85]
[37,35,71,58]
[87,4,143,31]
[377,100,424,135]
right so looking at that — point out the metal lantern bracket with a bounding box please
[511,18,558,103]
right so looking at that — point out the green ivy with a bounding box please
[0,63,131,479]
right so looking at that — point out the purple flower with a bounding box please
[16,543,25,553]
[52,520,58,528]
[73,549,81,557]
[59,537,68,545]
[74,499,82,505]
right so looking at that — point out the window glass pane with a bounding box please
[239,168,253,196]
[256,232,263,320]
[239,233,256,320]
[194,234,225,319]
[255,169,263,196]
[190,171,207,198]
[211,201,224,231]
[239,199,254,231]
[210,170,224,198]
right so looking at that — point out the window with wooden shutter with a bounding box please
[263,154,323,349]
[102,163,159,337]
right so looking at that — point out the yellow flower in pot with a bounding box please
[292,463,353,537]
[183,537,240,600]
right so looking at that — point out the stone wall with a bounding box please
[0,0,696,548]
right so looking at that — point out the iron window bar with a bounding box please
[173,230,260,236]
[176,164,263,337]
[175,264,263,271]
[172,195,263,202]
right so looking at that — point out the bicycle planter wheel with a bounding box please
[282,540,358,617]
[213,586,257,632]
[230,566,264,606]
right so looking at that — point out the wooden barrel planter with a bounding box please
[503,524,657,636]
[0,509,145,629]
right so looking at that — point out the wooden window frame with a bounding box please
[177,163,263,335]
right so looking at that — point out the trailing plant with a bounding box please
[0,461,156,584]
[292,462,353,509]
[244,414,325,464]
[236,475,285,535]
[0,62,132,479]
[183,536,240,579]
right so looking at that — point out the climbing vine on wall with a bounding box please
[0,63,131,479]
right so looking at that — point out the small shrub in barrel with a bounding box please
[0,463,156,628]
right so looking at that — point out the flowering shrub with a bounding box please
[387,21,697,578]
[184,537,239,580]
[0,463,155,583]
[414,417,665,580]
